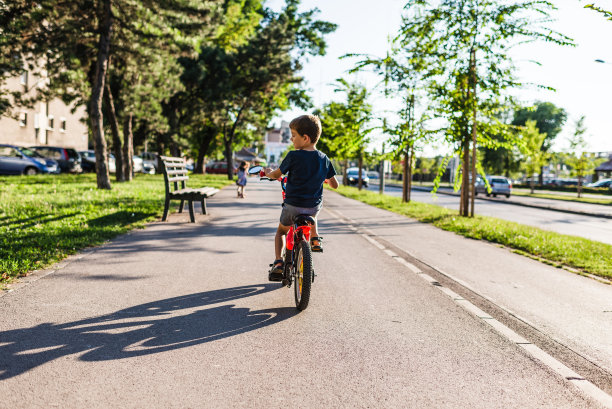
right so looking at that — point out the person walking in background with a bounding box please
[236,161,249,198]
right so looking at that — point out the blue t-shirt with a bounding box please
[279,150,336,208]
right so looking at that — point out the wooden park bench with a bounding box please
[161,156,219,223]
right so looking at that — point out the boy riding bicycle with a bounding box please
[264,114,339,281]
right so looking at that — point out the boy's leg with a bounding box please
[270,223,290,280]
[275,223,290,261]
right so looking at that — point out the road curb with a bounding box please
[399,184,612,219]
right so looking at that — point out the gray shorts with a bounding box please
[280,203,321,226]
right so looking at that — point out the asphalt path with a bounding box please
[366,182,612,245]
[0,181,605,408]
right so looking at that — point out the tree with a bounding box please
[400,0,572,216]
[414,156,436,184]
[565,116,596,198]
[1,0,224,188]
[519,120,548,194]
[349,38,435,202]
[184,1,335,180]
[317,79,373,190]
[512,101,567,184]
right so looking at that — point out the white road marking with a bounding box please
[326,205,612,408]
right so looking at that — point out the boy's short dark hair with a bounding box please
[289,114,322,144]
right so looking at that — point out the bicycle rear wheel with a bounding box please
[294,240,313,311]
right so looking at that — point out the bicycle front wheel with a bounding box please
[294,240,313,311]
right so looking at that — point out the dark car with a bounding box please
[31,146,82,173]
[0,144,59,175]
[79,150,96,172]
[547,178,578,187]
[346,168,369,187]
[206,161,237,175]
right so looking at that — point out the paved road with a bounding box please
[0,181,608,408]
[367,183,612,245]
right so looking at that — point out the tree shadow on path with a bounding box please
[0,283,294,380]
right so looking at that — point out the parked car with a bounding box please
[586,178,612,189]
[346,167,369,187]
[475,175,512,198]
[139,152,158,174]
[30,146,82,173]
[133,155,155,174]
[0,144,59,175]
[79,150,116,173]
[547,178,578,187]
[206,161,237,175]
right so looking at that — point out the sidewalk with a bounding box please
[323,188,612,387]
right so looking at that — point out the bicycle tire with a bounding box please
[294,240,313,311]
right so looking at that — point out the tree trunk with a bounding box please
[357,153,363,191]
[538,165,544,186]
[469,49,477,218]
[104,82,125,182]
[460,141,470,217]
[156,133,165,171]
[224,136,233,180]
[122,113,134,181]
[89,0,113,190]
[379,145,385,195]
[195,143,206,174]
[577,175,583,198]
[343,159,349,186]
[402,149,409,203]
[407,145,414,203]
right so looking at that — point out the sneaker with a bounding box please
[310,236,323,253]
[268,260,284,281]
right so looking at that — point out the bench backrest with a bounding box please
[161,156,189,194]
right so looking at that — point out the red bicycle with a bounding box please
[249,165,314,310]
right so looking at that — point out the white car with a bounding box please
[586,178,612,188]
[133,155,155,174]
[475,175,512,198]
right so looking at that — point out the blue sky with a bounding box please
[266,0,612,156]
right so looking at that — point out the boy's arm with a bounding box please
[265,167,283,180]
[326,176,339,189]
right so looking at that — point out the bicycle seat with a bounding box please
[293,214,316,226]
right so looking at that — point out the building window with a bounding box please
[60,118,66,132]
[19,112,27,127]
[48,115,54,130]
[20,71,28,86]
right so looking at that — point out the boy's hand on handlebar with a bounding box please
[265,167,283,180]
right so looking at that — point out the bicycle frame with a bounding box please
[286,225,311,252]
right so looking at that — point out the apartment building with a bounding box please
[264,120,291,166]
[0,68,88,150]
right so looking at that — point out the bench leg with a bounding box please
[201,199,207,215]
[162,197,170,222]
[178,199,185,213]
[188,200,195,222]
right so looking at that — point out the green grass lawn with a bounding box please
[332,185,612,280]
[0,173,232,283]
